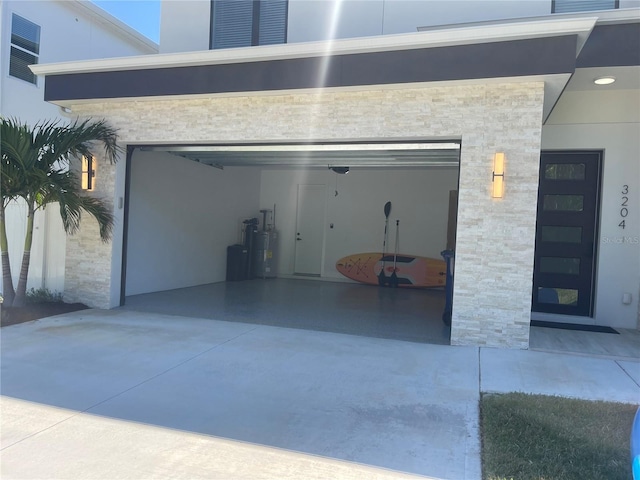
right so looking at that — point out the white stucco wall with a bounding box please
[159,0,211,53]
[287,0,551,42]
[259,167,458,280]
[542,88,640,330]
[2,201,66,293]
[1,0,156,124]
[0,0,156,295]
[158,0,555,51]
[125,151,261,296]
[158,0,639,52]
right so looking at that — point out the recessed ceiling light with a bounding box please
[594,76,616,85]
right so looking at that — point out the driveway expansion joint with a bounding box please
[615,360,640,390]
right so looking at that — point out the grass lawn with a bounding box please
[481,392,637,480]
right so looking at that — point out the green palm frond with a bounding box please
[1,115,120,240]
[1,118,38,203]
[33,118,120,169]
[2,116,122,306]
[45,170,114,241]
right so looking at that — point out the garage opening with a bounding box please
[121,141,461,344]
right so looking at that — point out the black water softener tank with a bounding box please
[243,218,259,279]
[226,244,248,281]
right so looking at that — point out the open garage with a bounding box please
[122,142,461,343]
[34,20,586,348]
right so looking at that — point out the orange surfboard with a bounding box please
[336,252,446,288]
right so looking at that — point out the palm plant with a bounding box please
[1,117,121,307]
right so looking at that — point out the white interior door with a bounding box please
[294,184,325,275]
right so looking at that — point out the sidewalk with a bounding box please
[1,310,638,479]
[481,346,639,404]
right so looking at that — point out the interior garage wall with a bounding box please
[259,167,459,279]
[125,150,260,296]
[542,88,640,330]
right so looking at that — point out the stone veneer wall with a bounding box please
[69,82,544,348]
[63,154,118,307]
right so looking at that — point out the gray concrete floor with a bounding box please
[2,310,479,479]
[125,278,640,359]
[124,279,451,345]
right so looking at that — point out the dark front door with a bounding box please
[532,151,602,317]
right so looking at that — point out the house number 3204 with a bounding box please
[619,185,629,229]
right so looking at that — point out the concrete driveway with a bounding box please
[1,309,638,479]
[1,309,480,479]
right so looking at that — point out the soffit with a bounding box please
[565,65,640,91]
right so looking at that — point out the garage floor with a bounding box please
[124,278,450,345]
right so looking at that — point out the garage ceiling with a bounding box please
[139,142,461,169]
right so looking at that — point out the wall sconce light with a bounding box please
[81,155,95,191]
[329,166,349,174]
[492,152,505,198]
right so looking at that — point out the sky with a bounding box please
[92,0,161,43]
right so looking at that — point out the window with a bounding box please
[211,0,287,49]
[552,0,618,14]
[9,14,40,85]
[81,156,95,191]
[544,163,586,181]
[542,194,584,212]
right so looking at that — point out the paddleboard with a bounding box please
[336,252,446,288]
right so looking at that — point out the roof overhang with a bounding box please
[38,34,578,118]
[30,12,638,123]
[32,16,596,75]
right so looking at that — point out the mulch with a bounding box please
[1,302,89,327]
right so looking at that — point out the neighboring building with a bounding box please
[0,0,157,294]
[29,0,640,349]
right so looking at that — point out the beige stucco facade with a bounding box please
[65,81,544,349]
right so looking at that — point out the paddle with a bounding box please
[390,219,400,287]
[378,201,392,286]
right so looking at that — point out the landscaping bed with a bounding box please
[1,302,88,327]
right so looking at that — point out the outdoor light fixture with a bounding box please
[593,76,616,85]
[492,152,505,198]
[329,166,350,174]
[81,155,95,191]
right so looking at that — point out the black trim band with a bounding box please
[45,36,577,102]
[577,23,640,68]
